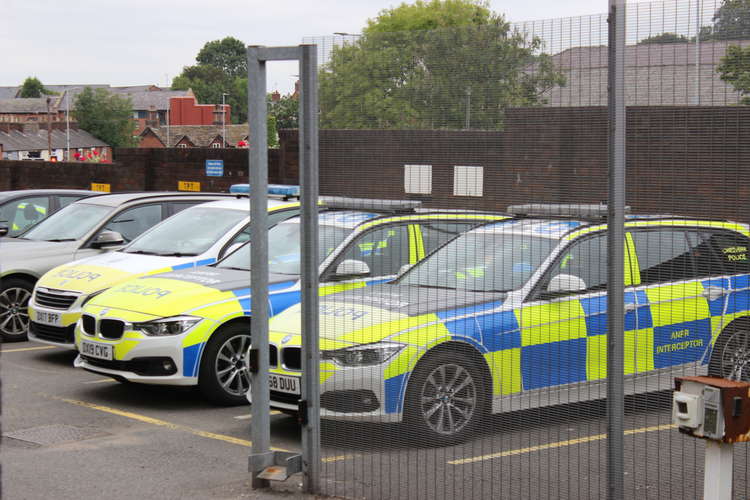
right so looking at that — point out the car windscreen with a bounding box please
[400,232,556,292]
[217,221,352,273]
[123,206,247,256]
[20,203,112,242]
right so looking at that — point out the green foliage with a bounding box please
[73,87,137,147]
[196,37,247,79]
[638,33,689,44]
[268,94,299,130]
[717,44,750,103]
[173,37,250,124]
[19,77,55,98]
[699,0,750,40]
[319,0,565,130]
[712,0,750,40]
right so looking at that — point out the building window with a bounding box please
[177,143,188,148]
[453,165,483,197]
[211,142,222,148]
[404,164,432,194]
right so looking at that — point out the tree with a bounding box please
[711,0,750,40]
[173,37,249,123]
[268,94,299,130]
[19,77,55,98]
[73,87,137,147]
[319,0,565,130]
[638,33,689,44]
[196,37,247,79]
[717,44,750,103]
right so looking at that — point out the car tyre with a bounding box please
[709,322,750,381]
[404,349,487,447]
[198,323,252,405]
[0,277,34,342]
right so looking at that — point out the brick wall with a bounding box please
[2,107,749,222]
[0,147,282,193]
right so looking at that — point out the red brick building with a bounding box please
[169,96,230,126]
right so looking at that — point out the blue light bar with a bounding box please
[230,184,300,198]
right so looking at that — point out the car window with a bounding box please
[101,204,163,243]
[22,202,112,241]
[0,196,50,237]
[419,222,477,254]
[58,195,85,209]
[124,206,247,256]
[225,209,298,249]
[543,234,608,293]
[401,232,556,293]
[701,230,750,275]
[631,229,700,285]
[218,220,352,273]
[337,225,410,277]
[168,201,201,217]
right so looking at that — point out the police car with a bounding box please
[28,196,300,348]
[73,201,506,404]
[264,205,750,445]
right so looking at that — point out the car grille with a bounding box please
[282,347,301,370]
[99,319,124,340]
[35,288,79,310]
[269,345,279,367]
[270,390,301,407]
[30,322,75,344]
[80,355,177,376]
[81,314,96,335]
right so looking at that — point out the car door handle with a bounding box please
[624,303,636,313]
[702,286,727,302]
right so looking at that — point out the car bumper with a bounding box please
[268,363,404,424]
[74,324,206,386]
[27,302,84,349]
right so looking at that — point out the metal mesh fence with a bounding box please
[263,1,750,497]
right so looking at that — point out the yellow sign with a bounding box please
[91,183,110,192]
[178,181,201,192]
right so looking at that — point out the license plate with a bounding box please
[80,341,113,361]
[269,373,300,395]
[35,310,61,326]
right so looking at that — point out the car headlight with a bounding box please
[321,341,405,367]
[132,315,200,336]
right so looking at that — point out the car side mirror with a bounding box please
[334,259,371,279]
[398,263,413,276]
[547,273,587,294]
[220,241,244,259]
[0,224,8,237]
[91,230,125,249]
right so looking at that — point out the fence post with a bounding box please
[607,1,626,499]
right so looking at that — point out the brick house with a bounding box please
[138,124,248,148]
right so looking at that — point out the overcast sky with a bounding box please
[4,0,693,95]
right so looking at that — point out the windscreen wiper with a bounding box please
[44,238,76,242]
[156,252,200,257]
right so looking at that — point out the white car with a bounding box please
[28,197,300,348]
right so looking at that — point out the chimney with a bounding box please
[213,104,223,125]
[146,105,158,127]
[271,91,281,102]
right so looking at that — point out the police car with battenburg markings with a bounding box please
[27,192,302,348]
[73,199,507,405]
[0,191,237,342]
[264,204,750,445]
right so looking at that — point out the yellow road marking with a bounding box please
[323,454,359,463]
[233,410,282,420]
[45,394,290,451]
[2,345,57,353]
[83,378,119,384]
[448,423,676,465]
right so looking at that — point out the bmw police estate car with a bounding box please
[73,201,506,404]
[28,196,300,348]
[265,205,750,445]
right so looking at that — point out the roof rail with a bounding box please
[507,203,631,218]
[320,197,421,213]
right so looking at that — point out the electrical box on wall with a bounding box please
[673,376,750,443]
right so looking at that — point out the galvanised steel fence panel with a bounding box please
[264,1,750,497]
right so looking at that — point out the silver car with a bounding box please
[0,191,234,341]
